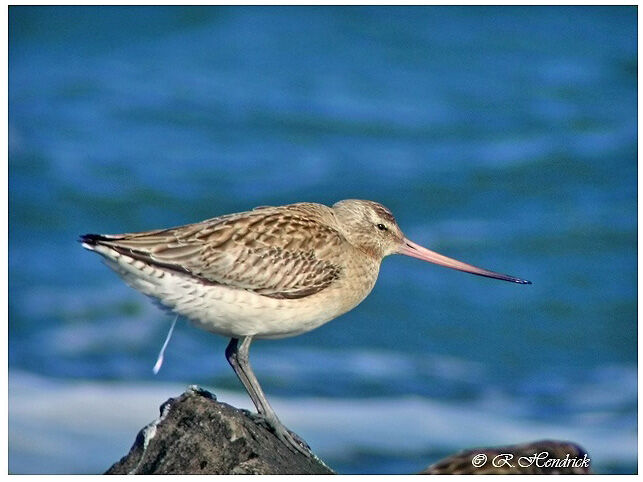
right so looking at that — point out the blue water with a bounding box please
[9,6,637,474]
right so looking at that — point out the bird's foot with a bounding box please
[245,411,312,457]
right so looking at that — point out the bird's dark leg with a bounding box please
[225,337,267,413]
[225,336,311,456]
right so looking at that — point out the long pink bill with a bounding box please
[398,238,531,285]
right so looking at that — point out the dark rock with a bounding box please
[420,440,591,474]
[106,386,591,475]
[105,386,334,475]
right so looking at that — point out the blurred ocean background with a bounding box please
[8,6,637,474]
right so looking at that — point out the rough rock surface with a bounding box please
[106,386,591,475]
[105,386,334,475]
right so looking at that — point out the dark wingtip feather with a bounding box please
[79,233,108,246]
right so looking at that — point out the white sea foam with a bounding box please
[8,370,252,474]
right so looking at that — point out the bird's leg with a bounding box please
[225,337,268,414]
[225,336,311,456]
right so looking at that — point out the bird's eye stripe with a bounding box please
[377,224,388,231]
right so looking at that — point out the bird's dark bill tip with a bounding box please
[499,273,531,285]
[485,272,532,285]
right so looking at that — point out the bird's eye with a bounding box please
[377,223,388,231]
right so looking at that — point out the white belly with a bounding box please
[162,275,349,339]
[94,244,375,339]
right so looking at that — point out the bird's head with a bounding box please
[332,199,531,284]
[332,199,406,259]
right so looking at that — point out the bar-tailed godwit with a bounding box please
[81,199,530,455]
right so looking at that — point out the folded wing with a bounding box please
[82,207,345,299]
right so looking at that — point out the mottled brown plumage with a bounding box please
[90,203,349,300]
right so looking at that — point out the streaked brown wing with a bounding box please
[91,206,345,299]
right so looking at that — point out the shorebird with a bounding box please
[80,199,530,455]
